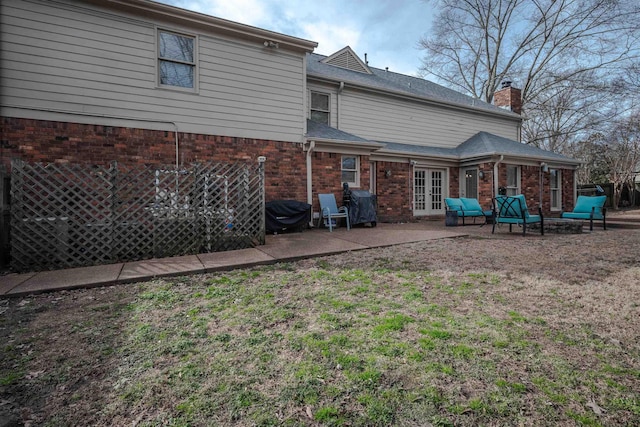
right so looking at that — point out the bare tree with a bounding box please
[567,133,606,185]
[601,115,640,208]
[571,115,640,207]
[419,0,640,152]
[522,72,622,151]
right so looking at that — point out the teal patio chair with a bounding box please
[444,197,486,225]
[492,195,544,236]
[561,195,607,231]
[318,193,350,232]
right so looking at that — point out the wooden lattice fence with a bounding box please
[10,159,265,272]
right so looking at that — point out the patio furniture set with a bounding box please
[444,195,607,236]
[315,193,607,236]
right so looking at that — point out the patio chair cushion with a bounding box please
[460,198,484,216]
[564,195,606,219]
[492,195,543,236]
[444,198,464,214]
[445,198,484,217]
[496,214,542,224]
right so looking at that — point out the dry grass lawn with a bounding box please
[1,226,638,426]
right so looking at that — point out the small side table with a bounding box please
[445,210,459,226]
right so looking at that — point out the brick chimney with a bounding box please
[493,81,522,114]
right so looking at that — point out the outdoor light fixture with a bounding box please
[540,162,549,172]
[263,40,279,48]
[385,169,392,178]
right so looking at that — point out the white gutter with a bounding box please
[93,0,318,52]
[337,82,344,129]
[306,140,316,226]
[493,155,504,197]
[573,169,578,206]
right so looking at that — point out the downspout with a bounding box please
[306,140,316,226]
[337,82,344,129]
[175,130,179,171]
[573,169,578,207]
[493,155,504,197]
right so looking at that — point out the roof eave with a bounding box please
[306,137,385,150]
[462,151,581,166]
[85,0,318,52]
[375,148,459,160]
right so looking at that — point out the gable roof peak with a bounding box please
[321,46,372,74]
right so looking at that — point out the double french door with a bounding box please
[413,168,446,216]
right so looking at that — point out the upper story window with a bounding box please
[506,165,520,196]
[550,168,562,210]
[310,92,330,125]
[341,155,359,187]
[158,30,196,89]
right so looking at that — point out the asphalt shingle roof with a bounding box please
[306,51,577,164]
[456,132,579,163]
[305,119,371,143]
[306,53,516,117]
[307,121,578,163]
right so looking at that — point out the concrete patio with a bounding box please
[0,222,467,297]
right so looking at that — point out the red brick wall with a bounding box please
[1,117,576,222]
[375,162,413,222]
[561,170,575,211]
[449,167,460,198]
[494,163,574,216]
[477,163,494,209]
[0,117,307,202]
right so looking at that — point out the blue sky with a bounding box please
[155,0,434,76]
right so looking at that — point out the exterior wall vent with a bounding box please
[321,46,372,74]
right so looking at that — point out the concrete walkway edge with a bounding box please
[0,224,467,297]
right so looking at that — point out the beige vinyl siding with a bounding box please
[339,88,519,146]
[0,0,306,142]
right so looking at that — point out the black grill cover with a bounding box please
[347,190,377,225]
[265,200,311,233]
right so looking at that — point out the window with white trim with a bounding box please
[550,168,561,210]
[341,156,359,187]
[158,30,196,89]
[310,92,330,125]
[506,165,520,196]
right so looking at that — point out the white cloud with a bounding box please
[206,0,269,27]
[300,22,361,56]
[156,0,432,76]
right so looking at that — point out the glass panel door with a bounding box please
[414,168,446,215]
[414,169,427,214]
[430,170,444,212]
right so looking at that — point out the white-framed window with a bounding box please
[158,29,196,90]
[550,168,562,210]
[310,92,330,125]
[341,155,359,187]
[506,165,520,196]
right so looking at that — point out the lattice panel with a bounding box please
[10,160,265,272]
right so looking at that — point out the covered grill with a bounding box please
[265,200,311,234]
[343,185,377,227]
